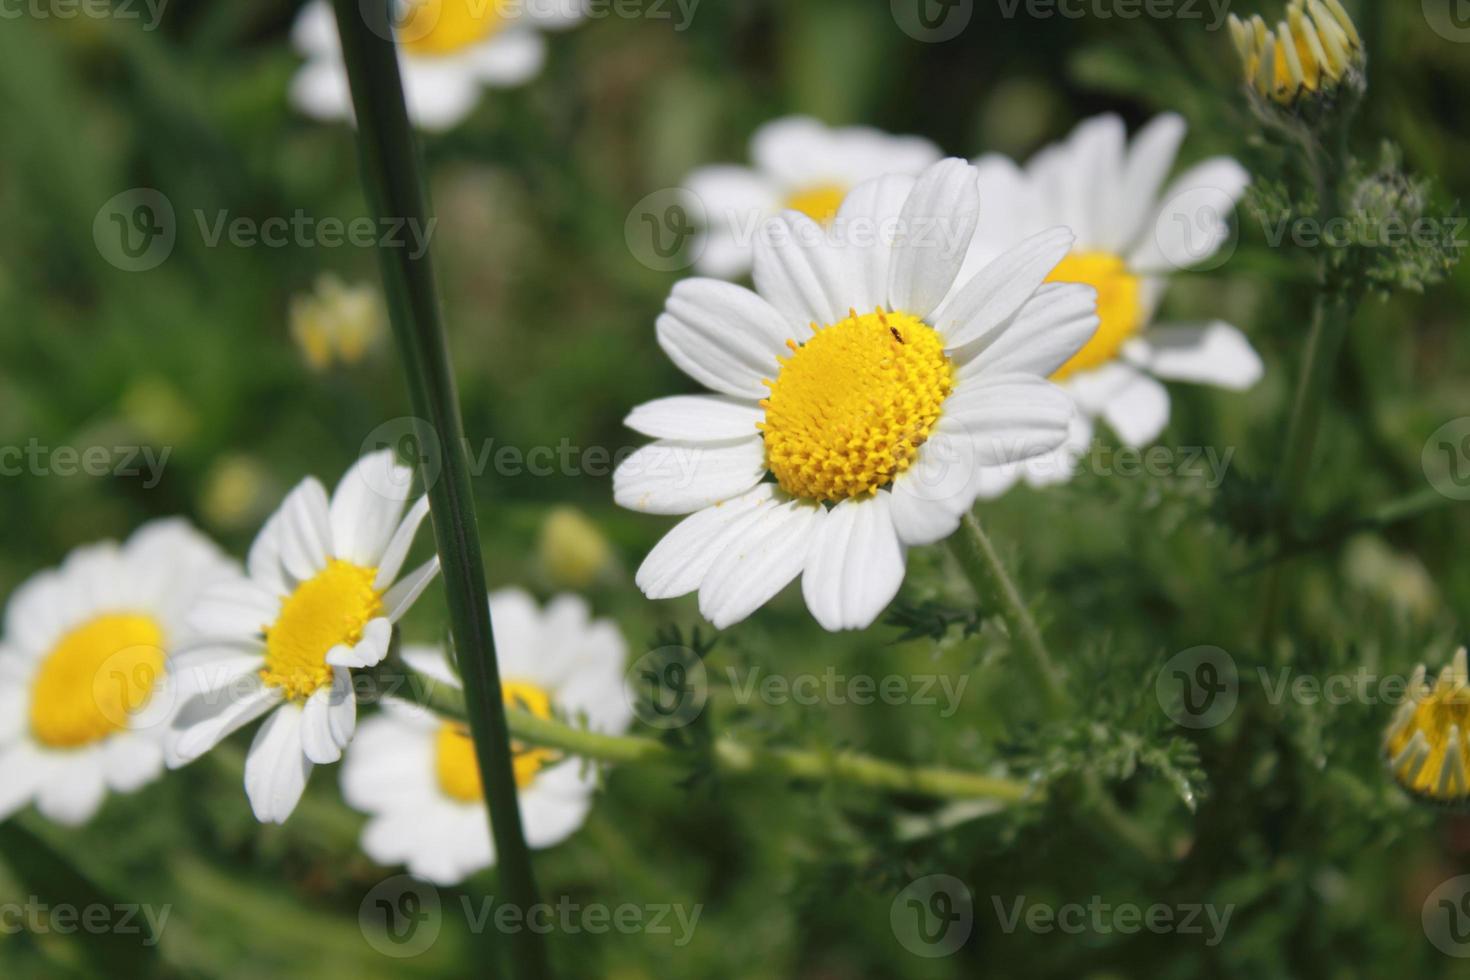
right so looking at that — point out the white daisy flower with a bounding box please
[684,115,941,279]
[962,113,1263,497]
[290,0,584,132]
[342,589,630,885]
[615,158,1098,632]
[165,450,440,824]
[0,520,237,827]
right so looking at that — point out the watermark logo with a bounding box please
[1423,875,1470,957]
[626,188,705,272]
[359,875,443,958]
[626,645,708,730]
[1152,184,1240,272]
[361,417,444,499]
[892,0,974,42]
[1423,418,1470,501]
[1156,645,1238,729]
[891,874,973,957]
[1423,0,1470,44]
[94,188,175,273]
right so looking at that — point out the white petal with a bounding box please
[383,561,440,623]
[301,672,353,765]
[465,28,546,87]
[656,278,795,398]
[1101,371,1172,446]
[0,744,44,821]
[624,395,765,441]
[341,715,438,813]
[247,511,289,597]
[957,282,1099,380]
[102,733,165,793]
[684,165,778,235]
[519,773,594,849]
[276,478,334,583]
[331,450,414,568]
[830,173,916,313]
[186,578,278,640]
[752,211,854,328]
[400,60,482,131]
[888,469,967,546]
[1128,158,1250,274]
[168,644,264,700]
[698,498,824,628]
[167,681,281,767]
[290,60,352,125]
[36,756,108,827]
[374,496,432,591]
[1131,321,1263,390]
[887,158,979,319]
[1114,113,1187,252]
[936,374,1075,466]
[245,703,313,824]
[934,226,1075,349]
[635,485,779,599]
[613,437,767,516]
[291,0,338,57]
[399,644,462,690]
[801,494,906,631]
[970,462,1025,501]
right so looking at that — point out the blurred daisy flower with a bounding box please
[616,159,1095,631]
[342,590,630,885]
[683,116,940,279]
[289,275,385,372]
[1228,0,1363,109]
[291,0,583,132]
[963,113,1262,497]
[166,451,439,824]
[1385,647,1470,807]
[0,521,236,826]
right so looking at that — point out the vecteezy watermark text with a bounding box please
[725,666,969,718]
[0,440,170,488]
[995,0,1233,30]
[0,899,171,946]
[991,895,1234,945]
[0,0,167,29]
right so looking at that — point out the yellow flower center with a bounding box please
[1045,251,1143,381]
[397,0,506,57]
[434,680,559,801]
[262,560,382,701]
[783,184,847,226]
[1385,655,1470,803]
[30,614,166,749]
[759,309,954,503]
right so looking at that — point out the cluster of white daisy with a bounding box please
[614,113,1262,632]
[0,452,629,885]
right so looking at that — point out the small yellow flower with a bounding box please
[1384,647,1470,808]
[1228,1,1363,108]
[537,506,613,590]
[288,274,384,372]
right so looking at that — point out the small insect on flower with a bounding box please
[1228,0,1364,109]
[291,0,585,131]
[341,590,631,885]
[1384,647,1470,808]
[617,158,1097,631]
[682,116,940,279]
[0,521,237,826]
[165,450,440,824]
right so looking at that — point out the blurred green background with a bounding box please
[1,0,1468,976]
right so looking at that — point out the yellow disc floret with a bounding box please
[783,184,847,226]
[30,613,166,749]
[398,0,506,57]
[760,309,954,503]
[434,679,559,801]
[1046,251,1143,381]
[1385,648,1470,806]
[262,560,382,701]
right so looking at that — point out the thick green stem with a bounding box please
[327,3,548,977]
[388,662,1036,804]
[948,512,1071,716]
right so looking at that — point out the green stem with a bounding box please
[390,662,1036,804]
[326,3,549,977]
[948,511,1070,716]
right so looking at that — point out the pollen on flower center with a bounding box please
[262,559,382,701]
[397,0,506,57]
[434,680,558,801]
[783,184,847,226]
[1046,251,1143,381]
[30,614,166,749]
[759,309,954,503]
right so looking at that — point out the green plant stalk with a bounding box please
[327,3,549,977]
[386,661,1036,804]
[948,512,1071,716]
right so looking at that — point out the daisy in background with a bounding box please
[684,116,940,279]
[342,589,630,885]
[962,113,1263,497]
[0,521,236,826]
[616,158,1098,631]
[291,0,584,132]
[166,450,439,824]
